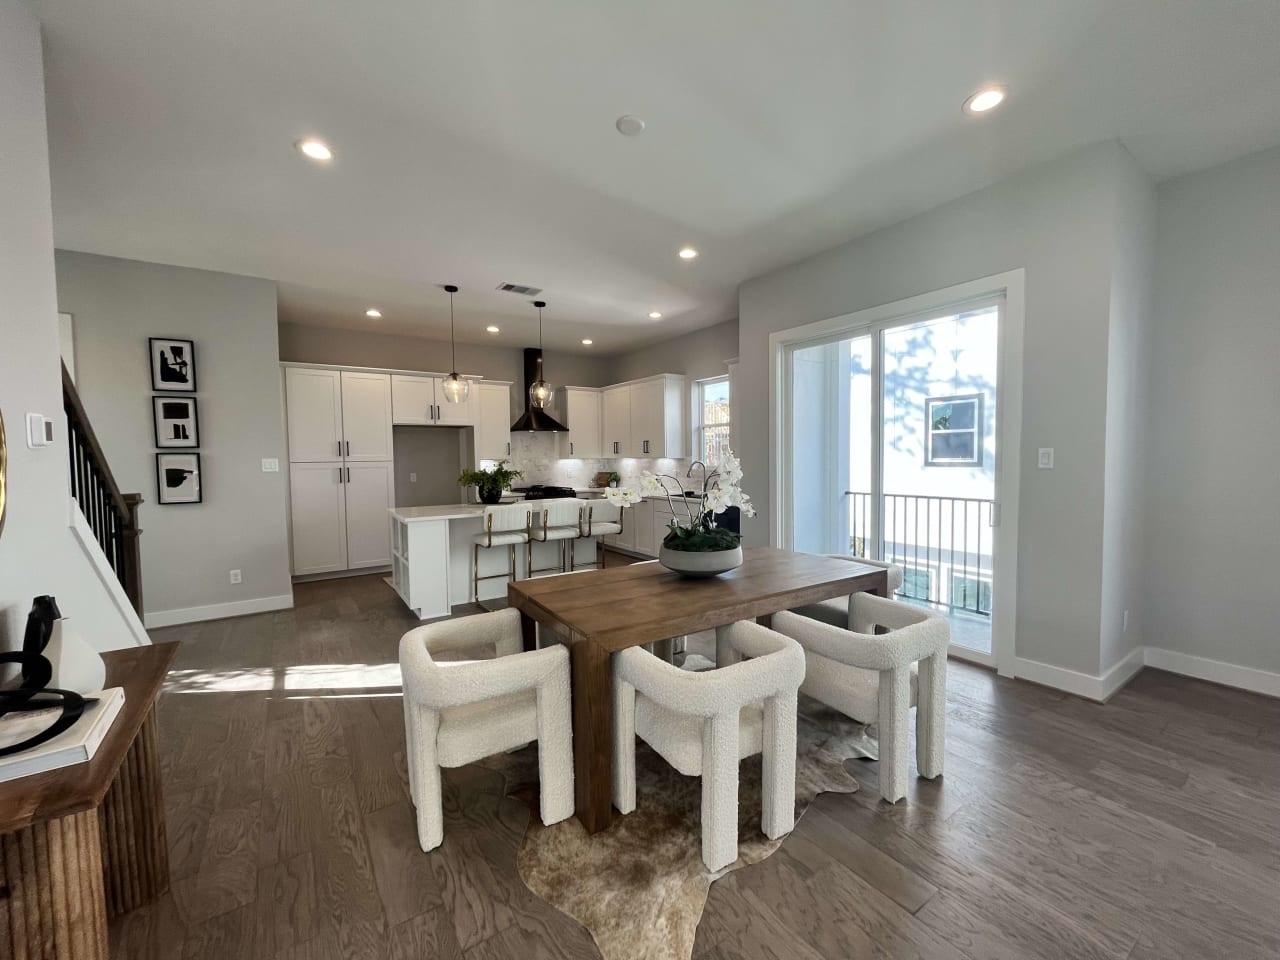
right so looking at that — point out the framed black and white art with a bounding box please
[149,337,197,392]
[153,396,200,448]
[156,452,202,504]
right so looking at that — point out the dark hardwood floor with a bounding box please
[111,570,1280,959]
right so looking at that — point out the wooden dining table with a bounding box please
[506,546,889,834]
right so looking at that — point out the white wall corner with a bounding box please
[1013,655,1116,702]
[143,593,294,630]
[1099,646,1147,701]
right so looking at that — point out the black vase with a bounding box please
[478,486,503,505]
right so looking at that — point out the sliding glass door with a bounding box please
[784,298,1003,665]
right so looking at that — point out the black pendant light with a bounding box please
[441,284,469,404]
[528,300,554,409]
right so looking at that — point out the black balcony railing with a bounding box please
[848,492,994,618]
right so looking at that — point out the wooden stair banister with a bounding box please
[62,363,144,615]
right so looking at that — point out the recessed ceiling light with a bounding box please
[296,138,334,161]
[648,311,663,319]
[615,115,645,137]
[678,247,699,260]
[365,308,382,318]
[962,85,1007,116]
[486,325,500,334]
[581,339,593,346]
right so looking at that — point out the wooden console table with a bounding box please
[1,642,178,959]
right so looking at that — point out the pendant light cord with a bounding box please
[450,290,457,372]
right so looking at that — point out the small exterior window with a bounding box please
[950,574,993,616]
[898,567,933,602]
[925,394,983,467]
[696,376,731,465]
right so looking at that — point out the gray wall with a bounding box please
[1099,152,1157,672]
[278,322,612,421]
[0,2,138,653]
[1143,145,1280,676]
[739,141,1138,677]
[605,319,739,384]
[392,427,466,507]
[56,251,294,622]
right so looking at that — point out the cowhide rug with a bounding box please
[478,692,878,960]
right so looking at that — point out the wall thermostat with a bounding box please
[27,413,55,448]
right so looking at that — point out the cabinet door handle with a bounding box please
[643,440,650,455]
[345,440,350,457]
[346,467,351,483]
[506,441,511,456]
[338,467,344,484]
[613,441,619,455]
[337,440,342,457]
[570,441,574,455]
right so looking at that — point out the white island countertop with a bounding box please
[389,504,488,522]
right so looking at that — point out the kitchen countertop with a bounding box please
[389,504,488,522]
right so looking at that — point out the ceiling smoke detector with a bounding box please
[496,282,543,297]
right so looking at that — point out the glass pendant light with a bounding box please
[528,299,554,409]
[441,284,469,404]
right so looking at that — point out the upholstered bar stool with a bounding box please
[573,500,624,571]
[527,498,583,577]
[471,502,531,602]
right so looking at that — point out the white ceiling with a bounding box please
[36,0,1280,354]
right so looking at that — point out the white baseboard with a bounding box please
[1099,646,1148,701]
[144,593,294,630]
[1014,645,1278,701]
[1013,656,1114,701]
[1143,646,1280,699]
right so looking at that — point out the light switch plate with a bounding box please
[261,458,280,473]
[1037,448,1054,469]
[26,413,54,448]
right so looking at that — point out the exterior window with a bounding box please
[898,567,933,602]
[696,376,731,465]
[924,394,983,466]
[951,574,993,616]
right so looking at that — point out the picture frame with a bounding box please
[152,396,200,448]
[155,452,202,504]
[149,337,197,392]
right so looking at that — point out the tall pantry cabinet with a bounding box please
[285,368,395,575]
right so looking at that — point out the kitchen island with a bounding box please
[388,502,600,619]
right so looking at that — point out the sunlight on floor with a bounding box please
[166,662,403,694]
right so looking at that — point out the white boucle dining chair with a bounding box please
[787,555,905,628]
[399,608,574,851]
[773,594,949,803]
[612,620,805,871]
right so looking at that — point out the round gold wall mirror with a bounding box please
[0,409,8,539]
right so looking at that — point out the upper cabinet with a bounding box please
[391,374,474,427]
[474,381,513,462]
[340,371,394,460]
[601,385,631,457]
[559,387,603,459]
[594,375,685,459]
[285,367,345,462]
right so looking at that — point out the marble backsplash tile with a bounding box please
[501,433,699,492]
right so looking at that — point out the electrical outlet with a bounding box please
[1037,448,1055,469]
[409,472,417,482]
[229,569,242,585]
[261,458,280,472]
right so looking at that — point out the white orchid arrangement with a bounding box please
[603,449,755,552]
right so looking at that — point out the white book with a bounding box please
[0,687,126,783]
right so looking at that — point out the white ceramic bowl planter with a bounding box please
[605,451,755,579]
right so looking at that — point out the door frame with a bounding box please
[769,269,1025,675]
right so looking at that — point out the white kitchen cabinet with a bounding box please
[434,379,475,425]
[392,374,475,426]
[343,461,395,568]
[559,387,602,459]
[601,385,631,457]
[473,381,513,462]
[340,371,394,460]
[597,375,685,459]
[285,367,344,462]
[633,498,657,556]
[289,462,349,574]
[391,375,435,425]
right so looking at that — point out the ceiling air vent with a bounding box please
[495,282,543,297]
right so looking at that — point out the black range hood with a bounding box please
[511,348,567,433]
